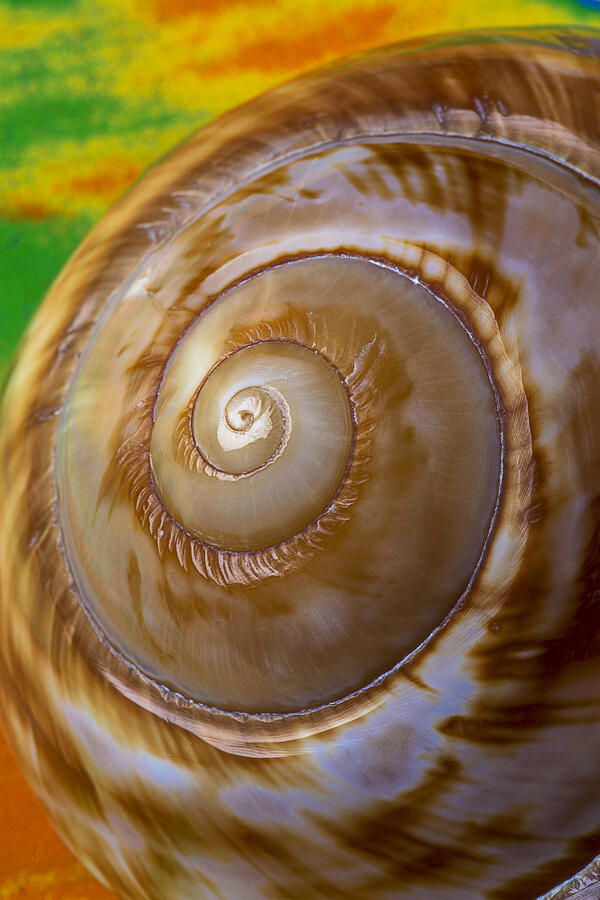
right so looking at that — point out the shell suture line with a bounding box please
[106,303,383,586]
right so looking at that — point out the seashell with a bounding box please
[2,24,600,900]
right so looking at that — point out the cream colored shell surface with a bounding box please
[1,26,600,900]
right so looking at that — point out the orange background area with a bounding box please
[0,734,113,898]
[1,0,600,896]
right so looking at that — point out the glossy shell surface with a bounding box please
[2,26,600,900]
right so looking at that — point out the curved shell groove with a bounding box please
[2,26,600,900]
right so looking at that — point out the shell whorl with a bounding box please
[56,244,511,718]
[2,26,600,900]
[125,301,370,580]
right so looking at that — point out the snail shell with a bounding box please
[1,25,600,900]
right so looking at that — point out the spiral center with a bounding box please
[224,388,268,434]
[161,338,356,550]
[193,361,293,478]
[216,385,288,464]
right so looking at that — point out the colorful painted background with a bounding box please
[1,0,600,897]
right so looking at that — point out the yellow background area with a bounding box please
[1,0,600,896]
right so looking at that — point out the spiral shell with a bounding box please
[2,26,600,900]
